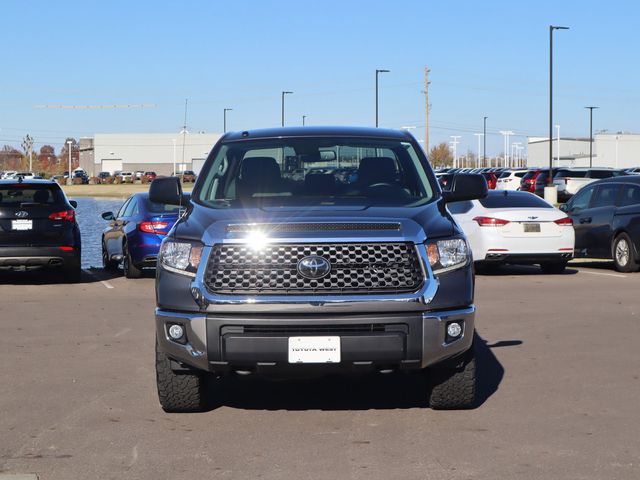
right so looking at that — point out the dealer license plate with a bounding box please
[288,336,341,364]
[11,219,33,231]
[523,223,541,233]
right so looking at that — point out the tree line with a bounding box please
[0,138,80,174]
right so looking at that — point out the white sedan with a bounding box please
[449,190,575,273]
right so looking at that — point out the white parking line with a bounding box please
[82,269,115,289]
[578,269,627,279]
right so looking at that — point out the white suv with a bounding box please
[496,169,528,191]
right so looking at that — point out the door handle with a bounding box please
[579,217,592,224]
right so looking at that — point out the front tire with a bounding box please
[540,261,568,274]
[123,242,142,279]
[613,233,638,273]
[156,340,209,412]
[428,346,477,410]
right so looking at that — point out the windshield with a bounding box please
[196,137,435,208]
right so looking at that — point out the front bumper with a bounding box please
[0,246,80,270]
[155,306,475,374]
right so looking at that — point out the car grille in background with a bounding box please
[226,223,401,233]
[205,242,424,295]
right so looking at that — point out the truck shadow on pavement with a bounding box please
[207,333,519,411]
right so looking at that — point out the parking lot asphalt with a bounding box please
[1,263,639,480]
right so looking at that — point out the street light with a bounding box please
[302,115,307,126]
[281,91,293,127]
[585,106,599,167]
[172,139,176,176]
[66,140,73,185]
[375,69,390,127]
[547,25,569,202]
[223,108,233,133]
[483,116,488,167]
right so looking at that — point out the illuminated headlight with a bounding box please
[159,240,203,277]
[426,238,469,274]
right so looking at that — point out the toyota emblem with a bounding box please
[297,255,332,279]
[15,211,29,218]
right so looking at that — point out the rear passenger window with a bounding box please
[479,193,552,209]
[591,185,620,208]
[620,185,640,207]
[589,170,613,179]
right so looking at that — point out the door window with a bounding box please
[569,186,595,212]
[116,198,131,218]
[620,185,640,207]
[123,199,138,217]
[591,185,620,208]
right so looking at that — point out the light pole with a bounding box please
[474,133,484,168]
[66,140,73,185]
[555,124,561,166]
[483,116,488,167]
[585,106,598,167]
[172,139,176,176]
[281,91,293,127]
[302,115,307,126]
[499,131,513,168]
[547,25,569,202]
[375,69,390,127]
[223,108,232,133]
[450,135,461,168]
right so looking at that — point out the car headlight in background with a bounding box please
[159,240,203,277]
[426,238,469,275]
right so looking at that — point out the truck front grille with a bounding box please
[205,242,424,295]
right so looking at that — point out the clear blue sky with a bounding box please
[1,0,638,156]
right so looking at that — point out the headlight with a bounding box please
[426,238,469,275]
[159,240,203,277]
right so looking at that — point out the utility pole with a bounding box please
[66,140,73,185]
[474,133,484,168]
[423,66,431,152]
[302,115,307,126]
[450,135,461,168]
[585,106,598,167]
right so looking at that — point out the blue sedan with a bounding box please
[101,192,184,278]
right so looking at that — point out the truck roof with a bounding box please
[221,126,414,142]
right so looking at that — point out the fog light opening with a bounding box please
[167,323,186,343]
[445,320,464,344]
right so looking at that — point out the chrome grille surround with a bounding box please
[204,242,424,295]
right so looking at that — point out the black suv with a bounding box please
[0,179,81,279]
[149,126,487,412]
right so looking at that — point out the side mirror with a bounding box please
[149,176,184,206]
[559,203,568,213]
[69,200,78,208]
[101,211,115,221]
[442,173,488,203]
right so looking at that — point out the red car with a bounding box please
[481,172,498,189]
[144,171,157,181]
[519,169,541,193]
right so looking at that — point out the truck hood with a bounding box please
[171,199,458,245]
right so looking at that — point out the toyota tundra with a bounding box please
[150,127,487,412]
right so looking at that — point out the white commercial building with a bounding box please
[90,132,222,177]
[527,133,640,169]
